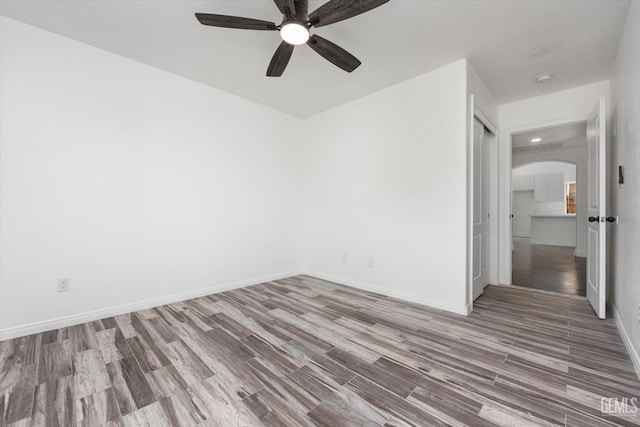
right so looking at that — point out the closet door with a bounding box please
[472,118,490,300]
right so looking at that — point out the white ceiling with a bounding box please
[0,0,629,117]
[512,122,587,154]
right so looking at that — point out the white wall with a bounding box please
[0,18,303,338]
[301,60,470,314]
[498,81,609,283]
[609,1,640,376]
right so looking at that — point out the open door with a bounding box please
[587,97,607,319]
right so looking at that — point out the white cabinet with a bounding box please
[513,175,534,191]
[533,175,547,201]
[534,173,564,202]
[548,173,565,201]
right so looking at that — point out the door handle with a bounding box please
[606,216,617,223]
[588,216,600,222]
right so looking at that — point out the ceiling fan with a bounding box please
[195,0,389,77]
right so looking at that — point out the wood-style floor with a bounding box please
[512,237,587,296]
[1,276,638,426]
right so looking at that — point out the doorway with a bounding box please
[497,97,608,318]
[510,126,587,296]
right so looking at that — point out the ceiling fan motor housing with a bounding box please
[289,0,310,24]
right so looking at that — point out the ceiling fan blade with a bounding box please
[307,35,361,72]
[267,42,295,77]
[273,0,296,16]
[195,13,277,30]
[309,0,389,28]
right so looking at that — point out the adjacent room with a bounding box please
[511,124,588,296]
[1,1,639,426]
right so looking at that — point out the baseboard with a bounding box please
[0,270,302,341]
[574,249,587,258]
[304,271,470,316]
[611,303,640,380]
[464,302,473,315]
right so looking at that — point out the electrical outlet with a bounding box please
[342,254,348,263]
[57,277,70,292]
[368,257,375,268]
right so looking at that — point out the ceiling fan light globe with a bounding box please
[280,22,309,45]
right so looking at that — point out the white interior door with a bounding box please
[587,97,607,319]
[473,118,489,300]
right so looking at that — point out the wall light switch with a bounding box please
[342,254,348,263]
[368,257,375,268]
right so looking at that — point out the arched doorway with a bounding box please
[511,161,586,295]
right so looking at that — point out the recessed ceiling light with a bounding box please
[536,74,553,84]
[530,48,550,58]
[531,138,542,143]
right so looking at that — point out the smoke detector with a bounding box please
[530,48,550,58]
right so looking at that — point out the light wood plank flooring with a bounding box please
[1,275,638,426]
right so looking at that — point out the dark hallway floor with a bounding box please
[512,237,587,296]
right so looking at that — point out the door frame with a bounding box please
[467,96,498,309]
[498,114,593,286]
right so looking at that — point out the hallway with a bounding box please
[512,237,587,296]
